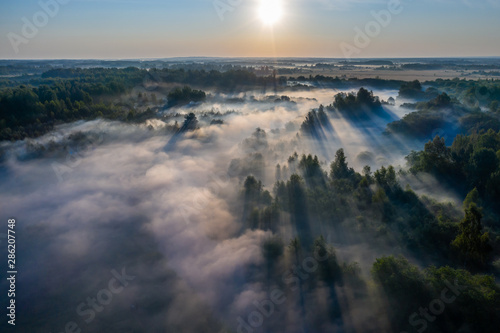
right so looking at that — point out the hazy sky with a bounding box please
[1,0,500,59]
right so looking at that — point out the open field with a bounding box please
[287,68,497,81]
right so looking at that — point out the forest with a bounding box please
[236,130,500,331]
[2,0,500,330]
[1,66,500,333]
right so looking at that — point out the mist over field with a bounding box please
[1,0,500,331]
[2,73,498,332]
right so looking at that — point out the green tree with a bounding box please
[424,135,452,170]
[425,265,500,332]
[299,154,325,187]
[314,236,340,283]
[372,256,428,331]
[374,165,397,188]
[469,148,498,190]
[287,174,311,245]
[399,80,423,98]
[489,100,499,113]
[372,256,426,296]
[179,113,199,132]
[463,187,480,210]
[431,92,452,108]
[330,148,354,180]
[452,203,491,264]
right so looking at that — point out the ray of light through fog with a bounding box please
[0,0,499,331]
[0,84,466,332]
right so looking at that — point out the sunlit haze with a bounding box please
[1,1,500,333]
[1,0,500,58]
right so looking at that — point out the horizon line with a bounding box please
[1,56,500,61]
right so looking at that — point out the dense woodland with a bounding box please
[238,140,500,332]
[233,76,499,331]
[1,66,500,332]
[0,67,279,140]
[2,67,499,141]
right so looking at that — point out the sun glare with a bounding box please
[258,0,283,26]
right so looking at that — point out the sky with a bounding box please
[0,0,500,59]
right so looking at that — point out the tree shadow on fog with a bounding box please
[236,145,477,332]
[299,95,406,163]
[326,87,401,149]
[164,112,199,152]
[300,105,336,139]
[328,104,399,130]
[326,104,418,160]
[300,106,340,160]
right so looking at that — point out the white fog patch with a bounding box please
[0,86,429,332]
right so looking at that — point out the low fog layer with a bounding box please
[0,88,457,332]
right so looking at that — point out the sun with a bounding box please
[258,0,283,26]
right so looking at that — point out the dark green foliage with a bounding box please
[42,67,276,89]
[469,147,499,190]
[429,92,452,108]
[243,176,278,230]
[490,100,500,113]
[372,256,429,331]
[424,266,500,333]
[287,175,308,216]
[298,154,325,187]
[179,113,199,132]
[398,80,440,100]
[273,174,313,244]
[244,176,265,203]
[167,86,206,106]
[372,257,500,332]
[387,111,447,139]
[459,112,500,136]
[423,78,500,109]
[463,188,480,210]
[386,93,469,140]
[237,141,499,331]
[152,68,274,88]
[300,105,331,136]
[0,67,281,141]
[210,119,224,125]
[408,130,500,207]
[374,165,397,188]
[3,68,499,332]
[266,148,461,260]
[330,148,355,181]
[372,256,427,298]
[452,203,491,265]
[407,136,454,175]
[399,80,421,97]
[314,236,341,283]
[329,87,382,114]
[406,131,499,267]
[0,74,138,141]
